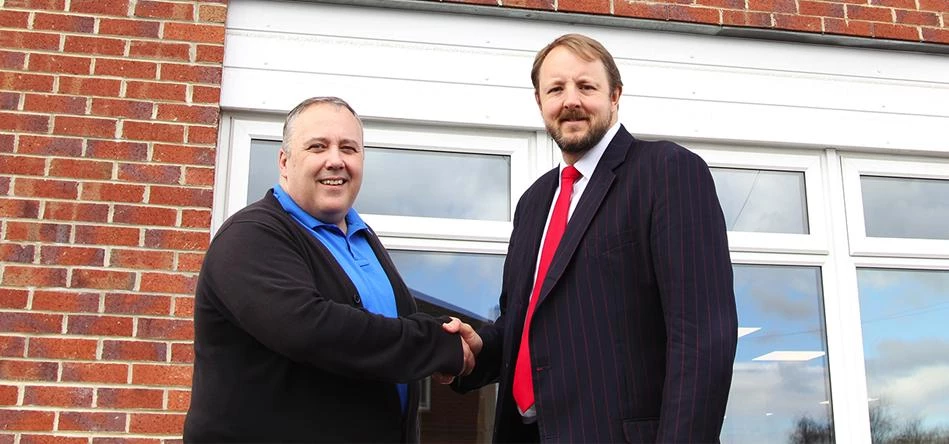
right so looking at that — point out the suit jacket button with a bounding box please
[353,294,362,305]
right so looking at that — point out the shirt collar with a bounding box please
[272,184,368,235]
[562,121,621,179]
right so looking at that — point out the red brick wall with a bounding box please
[0,0,224,441]
[443,0,948,44]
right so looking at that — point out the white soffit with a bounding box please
[222,0,949,154]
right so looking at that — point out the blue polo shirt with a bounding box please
[272,185,407,412]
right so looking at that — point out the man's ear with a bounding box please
[611,86,622,106]
[534,90,542,108]
[278,148,289,178]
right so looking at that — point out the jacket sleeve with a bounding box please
[650,144,738,442]
[201,218,464,383]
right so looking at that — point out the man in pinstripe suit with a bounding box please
[447,34,738,443]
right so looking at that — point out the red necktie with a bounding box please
[513,165,581,412]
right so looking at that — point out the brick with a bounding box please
[0,360,58,381]
[157,104,218,125]
[556,0,610,13]
[918,0,948,11]
[1,265,67,287]
[1,243,35,264]
[0,72,55,92]
[847,4,893,22]
[113,205,178,227]
[105,293,171,316]
[135,1,195,20]
[13,178,79,200]
[33,12,96,33]
[54,115,117,138]
[172,296,193,318]
[140,272,198,294]
[184,166,214,186]
[0,385,17,405]
[895,9,939,26]
[0,133,12,153]
[32,290,100,313]
[69,0,130,16]
[0,91,18,110]
[27,337,97,360]
[80,182,146,203]
[129,41,190,62]
[63,35,127,56]
[159,63,222,84]
[0,335,27,357]
[198,4,227,23]
[167,389,190,411]
[192,44,222,64]
[28,53,92,76]
[922,27,949,43]
[91,98,154,119]
[169,342,193,364]
[775,13,822,31]
[125,81,186,101]
[144,229,209,250]
[132,363,191,386]
[149,186,212,207]
[102,340,167,361]
[800,1,845,17]
[498,0,553,9]
[95,58,158,80]
[97,387,164,409]
[70,269,136,291]
[4,0,67,9]
[111,248,175,269]
[23,94,87,114]
[118,163,181,185]
[43,201,110,223]
[99,18,161,39]
[872,22,921,39]
[137,318,192,340]
[0,410,55,431]
[87,140,148,161]
[871,0,916,7]
[0,198,40,218]
[696,0,745,8]
[163,23,224,44]
[130,413,186,434]
[153,144,215,166]
[0,10,30,27]
[4,222,71,243]
[61,362,128,384]
[92,439,161,444]
[180,209,210,229]
[0,176,9,193]
[67,315,134,336]
[0,312,62,334]
[49,158,114,180]
[0,50,27,70]
[20,435,88,444]
[57,76,122,97]
[0,30,60,51]
[58,411,127,432]
[123,121,185,143]
[74,224,141,247]
[0,154,45,175]
[0,112,49,132]
[23,386,93,408]
[0,289,30,309]
[40,245,106,266]
[824,17,874,36]
[191,86,220,104]
[748,0,797,13]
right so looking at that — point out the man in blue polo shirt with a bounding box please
[184,96,480,443]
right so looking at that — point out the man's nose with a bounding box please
[325,147,344,169]
[563,85,581,109]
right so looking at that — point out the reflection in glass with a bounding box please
[857,269,949,442]
[723,265,833,443]
[710,168,808,234]
[248,139,282,203]
[360,147,511,221]
[860,176,949,240]
[388,250,503,323]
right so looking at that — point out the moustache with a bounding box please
[558,109,589,123]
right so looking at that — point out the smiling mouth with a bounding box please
[319,178,346,186]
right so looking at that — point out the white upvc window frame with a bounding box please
[691,145,829,255]
[841,155,949,259]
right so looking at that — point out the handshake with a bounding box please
[437,317,483,384]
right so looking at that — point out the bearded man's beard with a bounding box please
[547,108,612,156]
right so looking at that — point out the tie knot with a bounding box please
[561,165,581,185]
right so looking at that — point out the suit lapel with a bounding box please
[536,126,633,306]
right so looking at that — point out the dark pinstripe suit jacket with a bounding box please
[457,126,738,443]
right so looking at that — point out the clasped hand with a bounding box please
[436,317,482,384]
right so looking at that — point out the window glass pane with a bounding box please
[248,139,281,203]
[388,250,503,323]
[711,168,808,234]
[857,268,949,442]
[360,147,511,221]
[860,176,949,240]
[724,265,833,443]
